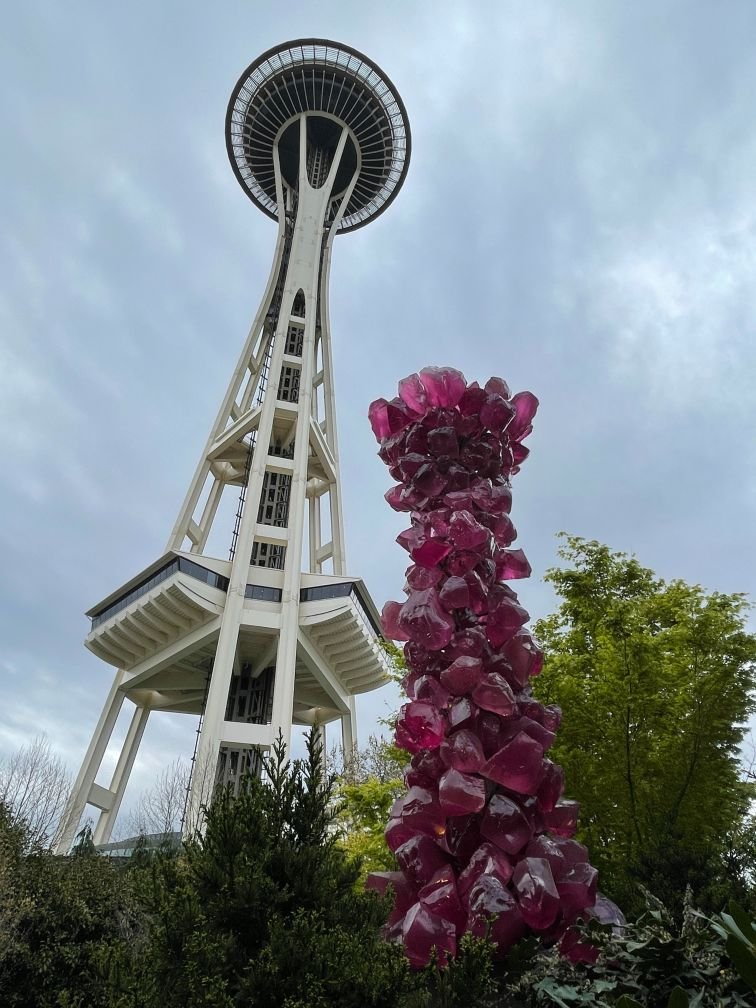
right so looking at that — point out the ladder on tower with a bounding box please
[228,332,274,562]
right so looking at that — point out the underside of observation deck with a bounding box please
[226,38,411,231]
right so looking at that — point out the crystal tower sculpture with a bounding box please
[366,368,619,967]
[55,40,411,851]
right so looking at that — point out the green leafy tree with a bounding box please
[335,639,408,881]
[337,735,407,880]
[0,801,133,1007]
[120,732,429,1008]
[533,536,756,917]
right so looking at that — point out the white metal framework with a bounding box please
[55,39,411,851]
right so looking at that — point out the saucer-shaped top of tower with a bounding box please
[226,39,411,233]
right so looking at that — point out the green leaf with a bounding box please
[720,912,751,947]
[534,977,580,1007]
[615,997,644,1008]
[666,988,689,1008]
[728,900,756,941]
[726,934,756,990]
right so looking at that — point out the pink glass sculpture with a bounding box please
[367,367,620,968]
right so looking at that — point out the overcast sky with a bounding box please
[2,0,755,823]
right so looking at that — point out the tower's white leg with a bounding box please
[185,619,241,824]
[92,702,150,845]
[340,695,357,766]
[54,671,126,852]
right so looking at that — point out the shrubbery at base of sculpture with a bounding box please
[366,366,622,968]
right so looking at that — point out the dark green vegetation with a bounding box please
[1,734,754,1007]
[1,538,754,1006]
[0,736,499,1008]
[533,537,756,919]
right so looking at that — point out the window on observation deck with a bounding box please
[89,558,229,629]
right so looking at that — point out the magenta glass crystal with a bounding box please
[481,731,546,794]
[440,656,483,695]
[399,588,455,650]
[395,701,446,753]
[537,761,565,812]
[495,548,532,581]
[472,672,517,717]
[438,576,471,611]
[448,696,477,729]
[457,842,513,897]
[367,369,607,968]
[395,834,450,888]
[438,768,486,816]
[381,600,410,641]
[480,794,533,855]
[512,857,561,929]
[402,902,457,968]
[418,366,467,408]
[418,867,466,930]
[557,862,599,920]
[398,373,429,414]
[543,799,580,838]
[439,729,485,773]
[391,786,446,839]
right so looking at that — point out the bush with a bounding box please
[494,889,753,1007]
[0,803,133,1007]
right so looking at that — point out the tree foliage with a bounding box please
[336,735,406,881]
[533,536,756,916]
[115,732,427,1007]
[333,639,409,881]
[0,802,130,1007]
[2,726,756,1005]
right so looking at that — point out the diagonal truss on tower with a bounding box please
[55,40,411,851]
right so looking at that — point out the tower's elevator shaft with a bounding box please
[177,114,362,824]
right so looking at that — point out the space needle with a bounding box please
[55,40,411,850]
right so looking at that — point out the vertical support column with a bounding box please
[187,118,355,821]
[316,247,348,576]
[340,695,357,765]
[92,702,151,845]
[270,124,351,747]
[186,132,299,826]
[54,671,126,853]
[308,491,322,573]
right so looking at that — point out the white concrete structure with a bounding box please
[55,40,411,851]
